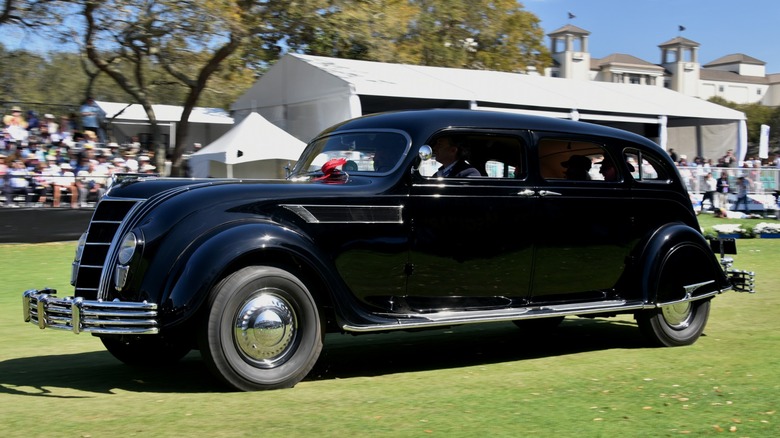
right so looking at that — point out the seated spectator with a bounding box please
[141,163,157,174]
[0,153,7,180]
[3,106,29,141]
[52,163,78,208]
[4,159,31,207]
[29,159,53,206]
[76,160,107,207]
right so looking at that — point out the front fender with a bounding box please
[158,221,336,328]
[637,223,728,303]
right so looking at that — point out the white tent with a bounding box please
[188,112,305,178]
[97,101,234,152]
[231,54,747,161]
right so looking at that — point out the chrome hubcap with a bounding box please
[234,290,296,368]
[661,301,693,329]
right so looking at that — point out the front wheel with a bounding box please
[636,299,711,347]
[198,266,323,391]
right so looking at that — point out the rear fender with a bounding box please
[638,223,728,303]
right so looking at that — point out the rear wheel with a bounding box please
[198,266,323,391]
[636,299,711,347]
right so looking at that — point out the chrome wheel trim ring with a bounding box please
[661,301,693,329]
[233,289,297,368]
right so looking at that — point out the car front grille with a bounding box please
[73,199,141,300]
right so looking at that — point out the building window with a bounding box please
[719,85,725,92]
[757,89,762,95]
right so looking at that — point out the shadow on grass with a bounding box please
[0,350,219,396]
[0,318,648,395]
[309,318,648,381]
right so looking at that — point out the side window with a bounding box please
[538,138,615,182]
[625,150,668,182]
[421,133,526,179]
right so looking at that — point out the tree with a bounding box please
[709,96,780,155]
[80,0,267,175]
[1,0,52,26]
[150,1,267,175]
[395,0,553,71]
[271,0,550,72]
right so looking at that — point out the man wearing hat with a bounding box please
[561,155,592,181]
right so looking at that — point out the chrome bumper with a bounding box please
[22,289,159,335]
[726,269,755,293]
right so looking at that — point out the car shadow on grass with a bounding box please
[0,318,649,395]
[307,318,649,382]
[0,350,220,396]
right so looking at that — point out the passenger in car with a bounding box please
[431,136,480,178]
[598,158,635,182]
[561,154,592,180]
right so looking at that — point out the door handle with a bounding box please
[538,190,562,196]
[517,189,535,197]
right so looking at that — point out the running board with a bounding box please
[342,289,727,333]
[342,299,652,333]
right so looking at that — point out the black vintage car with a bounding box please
[23,109,754,391]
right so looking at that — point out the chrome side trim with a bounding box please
[342,287,740,333]
[282,204,404,224]
[343,299,655,333]
[23,289,159,335]
[656,289,721,308]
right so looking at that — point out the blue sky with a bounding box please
[524,0,780,74]
[5,1,778,75]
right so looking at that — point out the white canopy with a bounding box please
[232,54,747,161]
[188,112,305,178]
[97,100,234,152]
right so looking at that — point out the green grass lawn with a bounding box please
[1,235,778,437]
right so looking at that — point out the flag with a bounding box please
[568,12,576,20]
[759,124,770,159]
[678,25,686,32]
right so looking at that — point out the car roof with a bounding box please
[321,109,659,149]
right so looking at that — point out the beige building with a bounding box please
[547,25,780,107]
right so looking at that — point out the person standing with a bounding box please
[733,176,750,213]
[701,172,717,211]
[716,172,730,210]
[79,97,106,144]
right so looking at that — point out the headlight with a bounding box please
[74,232,87,262]
[117,232,138,265]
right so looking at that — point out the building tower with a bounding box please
[659,37,701,96]
[548,25,591,81]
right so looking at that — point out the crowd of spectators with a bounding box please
[669,148,780,213]
[1,104,158,208]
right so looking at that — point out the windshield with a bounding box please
[290,131,409,180]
